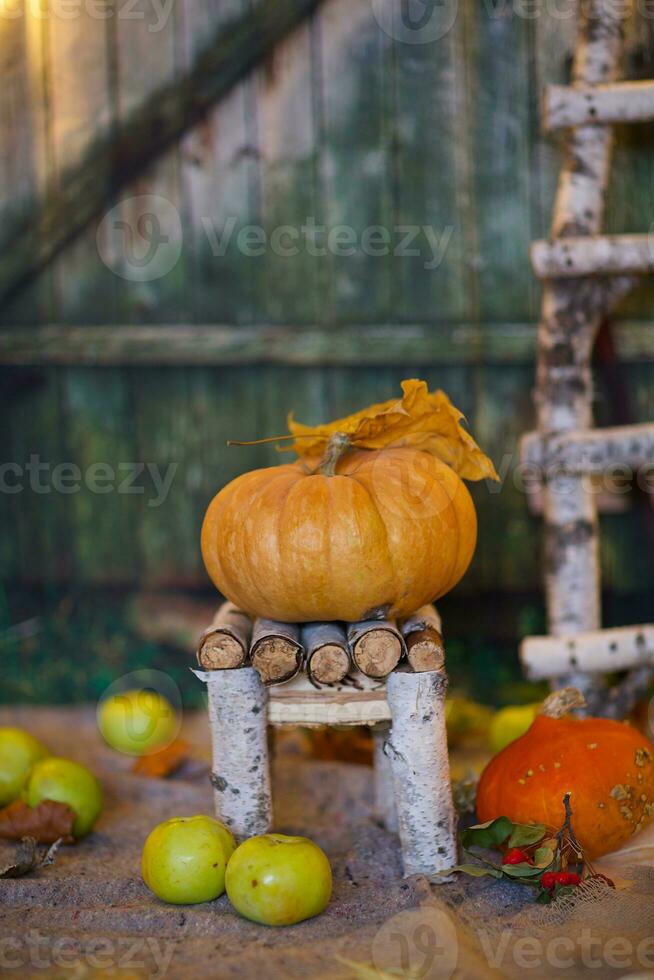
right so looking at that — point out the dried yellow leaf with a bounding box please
[287,378,499,481]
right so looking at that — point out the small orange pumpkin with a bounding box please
[201,381,497,623]
[476,690,654,858]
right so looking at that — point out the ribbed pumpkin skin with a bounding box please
[201,447,477,623]
[477,715,654,858]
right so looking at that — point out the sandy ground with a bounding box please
[1,707,652,980]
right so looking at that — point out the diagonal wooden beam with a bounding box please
[0,0,325,306]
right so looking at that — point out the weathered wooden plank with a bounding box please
[182,83,259,322]
[472,363,538,593]
[132,365,261,588]
[109,0,188,323]
[319,0,392,321]
[257,19,322,322]
[466,0,535,321]
[392,1,465,322]
[530,5,577,241]
[4,368,71,583]
[59,368,138,583]
[604,6,654,316]
[0,0,327,307]
[254,365,329,470]
[0,3,54,324]
[0,4,37,232]
[130,369,197,586]
[4,320,654,366]
[47,0,118,324]
[179,0,259,324]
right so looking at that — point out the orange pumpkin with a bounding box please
[477,692,654,859]
[201,441,477,623]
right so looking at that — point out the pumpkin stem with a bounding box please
[539,687,586,718]
[318,432,351,476]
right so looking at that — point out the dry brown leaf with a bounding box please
[131,738,191,779]
[0,835,63,878]
[0,799,75,844]
[287,379,498,482]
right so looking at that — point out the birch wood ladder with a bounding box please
[194,607,457,882]
[520,0,654,715]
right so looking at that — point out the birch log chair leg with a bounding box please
[386,669,457,881]
[205,669,272,840]
[372,723,398,834]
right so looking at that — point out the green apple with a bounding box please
[98,689,178,756]
[142,815,236,904]
[225,833,332,926]
[25,757,103,837]
[0,728,49,806]
[488,703,540,754]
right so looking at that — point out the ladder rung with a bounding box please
[521,422,654,474]
[544,80,654,131]
[521,624,654,679]
[531,234,654,279]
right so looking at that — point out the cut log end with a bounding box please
[251,638,302,685]
[198,633,245,670]
[308,644,351,684]
[353,632,402,678]
[406,629,445,673]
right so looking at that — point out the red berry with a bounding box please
[555,871,581,887]
[540,871,557,891]
[502,848,533,866]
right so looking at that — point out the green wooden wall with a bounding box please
[1,0,653,643]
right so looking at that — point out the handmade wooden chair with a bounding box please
[519,0,654,715]
[193,603,457,881]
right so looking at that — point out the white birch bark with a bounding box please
[372,723,398,834]
[531,234,654,279]
[385,669,456,881]
[205,668,272,839]
[521,421,654,473]
[544,80,654,131]
[534,0,633,705]
[521,623,654,678]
